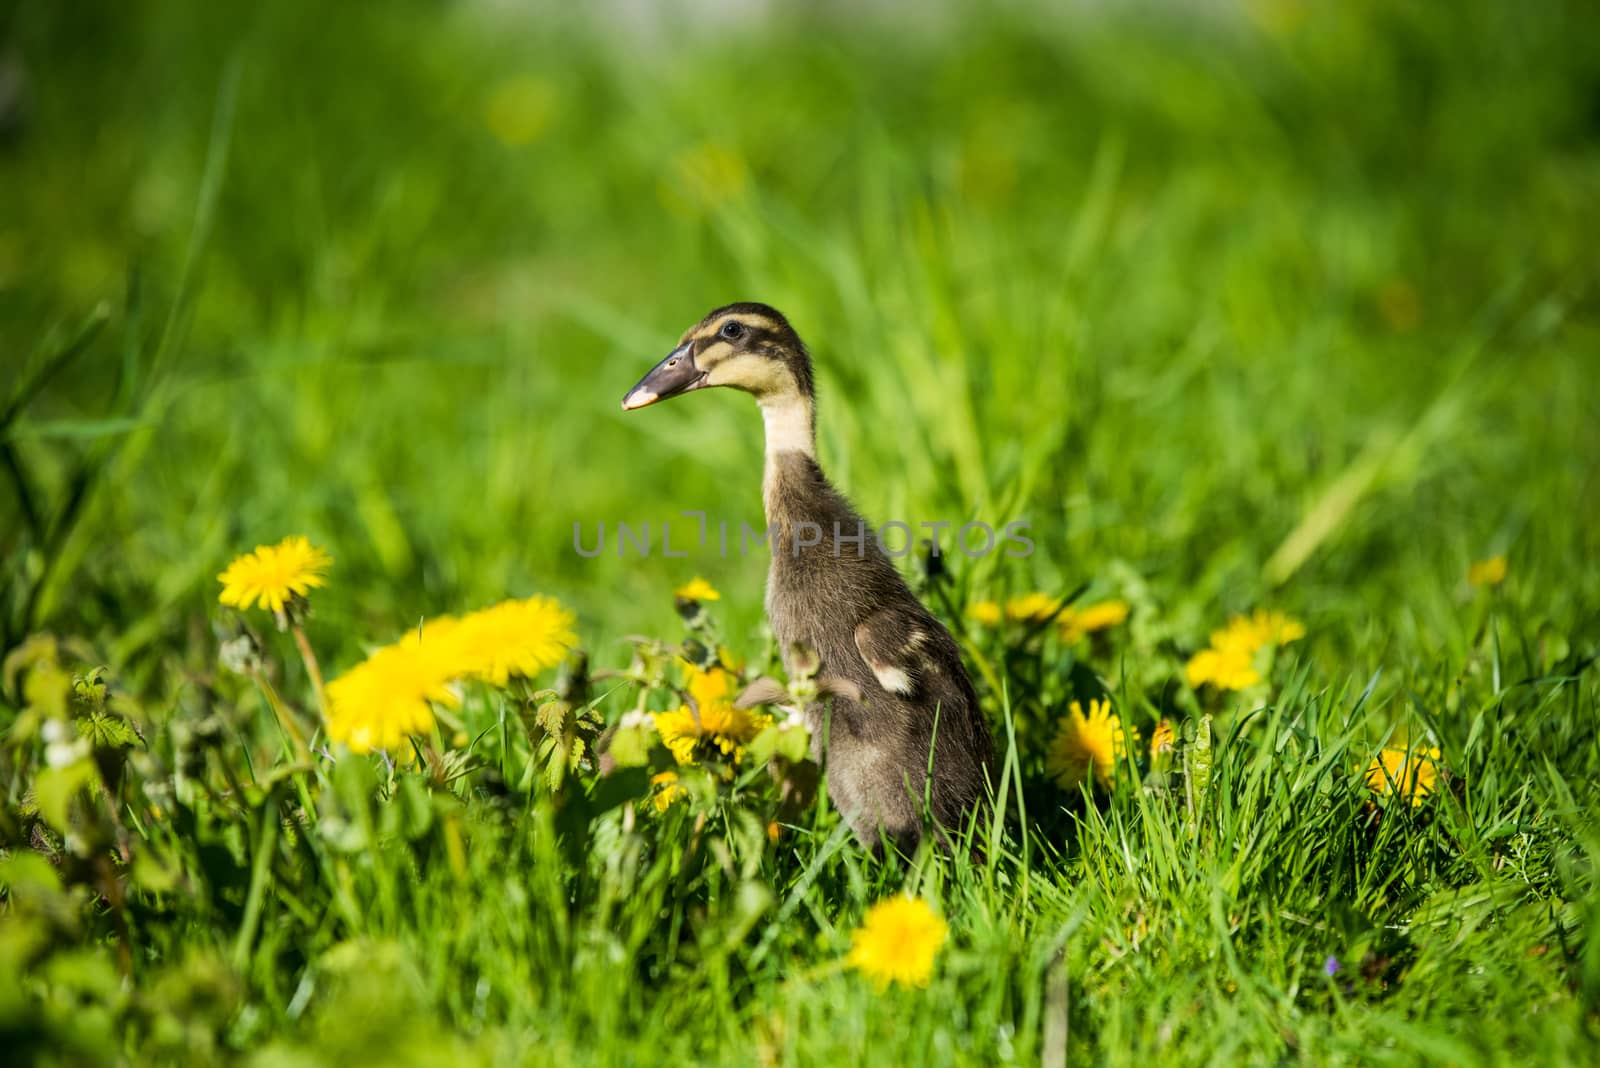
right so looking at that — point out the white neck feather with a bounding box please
[760,394,815,511]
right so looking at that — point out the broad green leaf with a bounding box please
[23,663,71,720]
[35,761,97,832]
[605,726,655,768]
[78,711,140,749]
[0,851,63,895]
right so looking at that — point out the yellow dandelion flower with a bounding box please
[326,641,459,754]
[654,663,770,766]
[653,702,769,765]
[1256,609,1306,645]
[1046,698,1138,790]
[217,536,331,614]
[1005,592,1062,623]
[1365,744,1443,807]
[967,600,1003,626]
[1148,717,1176,773]
[1206,617,1257,656]
[450,596,577,687]
[651,770,685,812]
[685,660,734,708]
[674,576,722,602]
[1188,609,1303,690]
[1076,600,1130,632]
[1184,645,1261,691]
[392,613,469,672]
[1468,555,1507,587]
[1060,599,1130,642]
[846,896,949,991]
[1149,718,1175,760]
[1218,609,1304,650]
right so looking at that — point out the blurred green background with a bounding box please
[4,3,1600,1064]
[3,0,1597,684]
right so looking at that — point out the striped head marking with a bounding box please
[622,301,814,410]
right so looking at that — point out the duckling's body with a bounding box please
[623,302,994,851]
[763,450,993,850]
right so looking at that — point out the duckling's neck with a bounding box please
[760,393,816,513]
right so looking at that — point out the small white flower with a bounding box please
[46,737,90,769]
[619,709,657,731]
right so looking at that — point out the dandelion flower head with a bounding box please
[1149,718,1176,759]
[326,641,459,754]
[1185,645,1261,690]
[1211,609,1305,654]
[1365,744,1442,807]
[654,662,771,766]
[450,595,577,686]
[846,896,949,991]
[1046,698,1137,790]
[967,600,1003,626]
[217,536,331,614]
[1060,599,1130,642]
[1005,592,1063,623]
[392,613,470,674]
[1186,608,1304,691]
[674,577,722,602]
[651,770,686,812]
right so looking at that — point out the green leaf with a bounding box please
[774,726,811,764]
[745,725,780,766]
[43,947,124,1005]
[746,724,810,767]
[605,726,655,769]
[332,752,380,814]
[0,851,63,896]
[390,776,434,840]
[72,666,109,708]
[3,634,61,695]
[318,816,370,854]
[534,700,571,735]
[78,711,140,749]
[131,848,182,894]
[35,761,97,832]
[23,662,72,719]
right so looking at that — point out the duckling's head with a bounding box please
[621,302,813,411]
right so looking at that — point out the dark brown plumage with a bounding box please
[622,302,995,851]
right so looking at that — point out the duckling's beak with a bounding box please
[621,344,708,411]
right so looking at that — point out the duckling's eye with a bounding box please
[719,321,745,341]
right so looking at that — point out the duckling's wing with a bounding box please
[853,608,935,697]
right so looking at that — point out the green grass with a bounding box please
[3,0,1600,1064]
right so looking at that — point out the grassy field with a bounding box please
[3,0,1600,1063]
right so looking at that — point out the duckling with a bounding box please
[622,302,995,852]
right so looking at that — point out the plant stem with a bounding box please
[292,622,328,721]
[252,667,311,764]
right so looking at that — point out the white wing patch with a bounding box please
[855,612,930,698]
[873,664,913,695]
